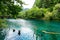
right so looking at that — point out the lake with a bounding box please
[0,19,60,40]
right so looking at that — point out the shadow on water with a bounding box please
[0,28,6,40]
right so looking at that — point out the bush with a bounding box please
[0,19,8,28]
[45,12,53,20]
[53,4,60,19]
[18,7,48,19]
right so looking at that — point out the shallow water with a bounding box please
[0,19,60,40]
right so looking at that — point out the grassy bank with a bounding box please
[0,19,8,28]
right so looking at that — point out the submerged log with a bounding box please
[42,30,60,34]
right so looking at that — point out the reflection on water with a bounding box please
[0,29,5,40]
[0,19,60,40]
[4,27,35,40]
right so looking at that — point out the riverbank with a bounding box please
[0,19,8,28]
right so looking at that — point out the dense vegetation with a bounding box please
[17,0,60,20]
[0,0,60,20]
[34,0,60,20]
[0,0,23,18]
[0,19,8,28]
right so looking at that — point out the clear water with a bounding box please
[0,19,60,40]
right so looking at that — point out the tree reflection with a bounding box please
[0,29,6,40]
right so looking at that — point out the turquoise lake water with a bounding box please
[0,19,60,40]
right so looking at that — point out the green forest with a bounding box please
[0,0,60,20]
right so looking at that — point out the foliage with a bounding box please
[44,12,53,20]
[34,0,60,12]
[35,0,60,8]
[0,0,23,18]
[0,0,60,20]
[18,7,48,19]
[0,19,8,28]
[16,0,60,20]
[33,0,60,20]
[53,4,60,19]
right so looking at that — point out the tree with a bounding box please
[0,19,8,28]
[0,0,23,18]
[18,6,47,19]
[35,0,60,8]
[53,4,60,19]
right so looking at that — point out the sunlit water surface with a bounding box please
[0,19,60,40]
